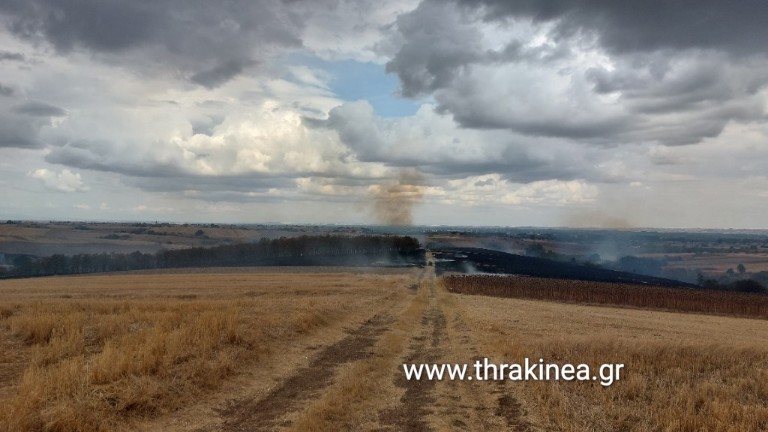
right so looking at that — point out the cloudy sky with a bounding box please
[1,0,768,228]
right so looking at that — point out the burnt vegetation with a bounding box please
[432,248,698,288]
[3,235,423,278]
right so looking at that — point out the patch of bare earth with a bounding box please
[217,313,395,431]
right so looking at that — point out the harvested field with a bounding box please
[665,252,768,274]
[2,266,768,431]
[454,291,768,431]
[444,274,768,318]
[0,269,416,431]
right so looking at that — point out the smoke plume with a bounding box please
[369,168,425,225]
[562,211,636,229]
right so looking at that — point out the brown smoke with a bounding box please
[562,211,635,229]
[369,168,425,225]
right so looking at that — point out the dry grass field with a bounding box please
[1,266,767,431]
[454,292,768,431]
[0,269,416,431]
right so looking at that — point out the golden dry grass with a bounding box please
[0,269,411,432]
[4,266,768,431]
[451,285,768,431]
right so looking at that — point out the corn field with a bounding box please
[443,275,768,319]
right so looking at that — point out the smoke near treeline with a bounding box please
[369,168,426,226]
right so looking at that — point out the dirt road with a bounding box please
[202,263,531,431]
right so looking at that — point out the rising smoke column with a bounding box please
[369,168,425,225]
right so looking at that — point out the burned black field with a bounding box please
[431,247,697,288]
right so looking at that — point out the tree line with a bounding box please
[3,235,423,278]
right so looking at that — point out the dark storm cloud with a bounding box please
[463,0,768,56]
[384,0,485,98]
[0,50,25,61]
[0,0,156,52]
[13,101,66,117]
[0,0,303,86]
[190,60,248,89]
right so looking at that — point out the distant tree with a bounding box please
[737,263,746,274]
[726,268,735,275]
[195,229,205,237]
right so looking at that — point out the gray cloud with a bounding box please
[0,116,42,148]
[0,98,56,148]
[0,50,25,61]
[0,0,303,86]
[13,101,66,117]
[0,84,14,97]
[191,115,225,136]
[0,101,52,148]
[320,101,594,184]
[383,0,768,146]
[384,1,485,98]
[190,60,248,89]
[463,0,768,57]
[45,140,186,178]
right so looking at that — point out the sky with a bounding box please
[1,0,768,228]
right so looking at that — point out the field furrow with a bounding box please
[219,313,396,431]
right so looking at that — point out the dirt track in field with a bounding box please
[218,313,395,431]
[208,262,529,431]
[0,325,30,401]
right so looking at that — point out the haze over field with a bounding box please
[2,1,768,227]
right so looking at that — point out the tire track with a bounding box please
[379,263,534,432]
[494,383,532,432]
[443,293,533,432]
[379,272,445,432]
[445,294,533,432]
[217,313,394,431]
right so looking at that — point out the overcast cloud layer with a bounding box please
[1,0,768,228]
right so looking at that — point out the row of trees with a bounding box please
[5,235,423,278]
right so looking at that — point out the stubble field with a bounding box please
[1,267,767,431]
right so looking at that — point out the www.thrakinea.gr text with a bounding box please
[402,357,624,387]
